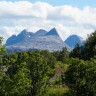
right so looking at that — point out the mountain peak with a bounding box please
[65,35,84,49]
[38,29,46,32]
[34,29,47,36]
[20,29,27,34]
[70,35,84,42]
[45,28,59,36]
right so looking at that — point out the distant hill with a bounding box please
[64,35,84,49]
[6,28,72,52]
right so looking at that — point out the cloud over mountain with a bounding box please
[0,1,96,42]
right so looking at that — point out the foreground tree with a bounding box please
[40,50,56,69]
[70,43,81,58]
[53,47,69,64]
[28,50,50,96]
[1,50,51,96]
[0,37,6,63]
[65,58,96,96]
[0,37,8,95]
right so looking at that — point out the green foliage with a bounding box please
[43,86,68,96]
[1,50,54,96]
[40,50,56,68]
[52,50,60,60]
[11,62,31,96]
[28,50,49,95]
[40,50,57,78]
[0,56,31,95]
[53,47,69,64]
[0,37,10,96]
[70,43,81,58]
[0,37,6,64]
[54,76,62,85]
[65,58,96,96]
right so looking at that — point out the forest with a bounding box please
[0,31,96,96]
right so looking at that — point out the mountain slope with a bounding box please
[6,28,72,52]
[65,35,84,49]
[45,28,59,36]
[34,29,47,36]
[5,29,34,46]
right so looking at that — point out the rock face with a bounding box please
[65,35,84,49]
[6,28,72,52]
[5,29,34,46]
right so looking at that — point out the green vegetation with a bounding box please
[43,86,68,96]
[1,30,96,95]
[65,58,96,96]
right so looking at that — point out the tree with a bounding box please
[0,37,8,95]
[70,43,81,58]
[65,58,96,96]
[52,50,60,61]
[58,47,69,64]
[2,50,52,96]
[28,50,50,96]
[0,37,6,64]
[53,47,69,64]
[40,50,56,69]
[0,50,31,96]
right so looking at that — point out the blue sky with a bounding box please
[1,0,96,9]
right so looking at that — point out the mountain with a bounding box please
[34,29,47,36]
[45,28,59,36]
[64,35,84,49]
[5,29,34,46]
[6,28,72,52]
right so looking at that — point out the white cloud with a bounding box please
[0,1,96,43]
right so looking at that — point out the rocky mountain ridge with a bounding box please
[6,28,72,52]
